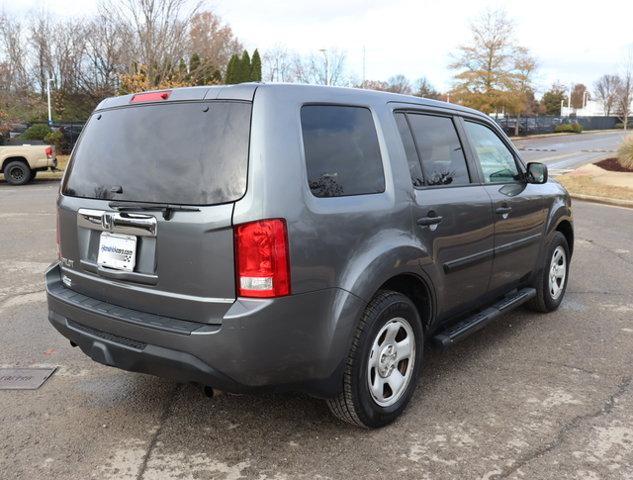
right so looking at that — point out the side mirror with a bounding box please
[526,162,548,184]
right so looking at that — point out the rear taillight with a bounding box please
[45,146,53,158]
[130,91,171,103]
[234,219,290,298]
[56,209,61,259]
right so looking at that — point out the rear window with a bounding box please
[300,105,385,198]
[62,101,251,206]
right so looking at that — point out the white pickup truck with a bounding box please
[1,144,57,185]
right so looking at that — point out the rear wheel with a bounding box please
[326,290,423,428]
[528,231,570,312]
[3,160,32,185]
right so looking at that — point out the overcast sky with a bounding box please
[7,0,633,95]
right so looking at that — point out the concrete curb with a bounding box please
[570,193,633,209]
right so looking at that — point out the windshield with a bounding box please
[62,101,251,206]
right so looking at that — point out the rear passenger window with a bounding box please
[301,105,385,197]
[406,114,470,186]
[395,113,424,187]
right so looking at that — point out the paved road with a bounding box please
[2,181,633,480]
[513,130,626,173]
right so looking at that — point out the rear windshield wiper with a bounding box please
[108,201,201,220]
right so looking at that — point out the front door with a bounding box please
[462,120,547,295]
[395,111,495,321]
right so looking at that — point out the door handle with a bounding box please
[417,215,443,227]
[495,206,512,215]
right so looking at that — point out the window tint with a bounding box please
[63,101,251,205]
[301,105,385,197]
[406,114,470,186]
[464,121,520,183]
[394,113,424,187]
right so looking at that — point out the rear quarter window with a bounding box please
[300,105,385,198]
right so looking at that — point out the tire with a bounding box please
[3,160,32,186]
[528,231,570,313]
[326,290,424,428]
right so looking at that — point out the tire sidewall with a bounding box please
[352,295,423,428]
[541,232,570,310]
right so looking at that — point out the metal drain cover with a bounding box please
[0,367,56,390]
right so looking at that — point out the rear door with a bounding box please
[58,98,252,324]
[461,119,547,295]
[395,111,494,320]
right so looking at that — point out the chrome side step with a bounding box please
[431,287,536,349]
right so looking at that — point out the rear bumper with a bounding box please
[46,263,363,396]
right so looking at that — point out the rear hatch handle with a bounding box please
[108,201,200,220]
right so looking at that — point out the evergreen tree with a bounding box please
[250,49,262,82]
[189,53,201,84]
[238,50,251,83]
[225,54,239,84]
[178,58,188,80]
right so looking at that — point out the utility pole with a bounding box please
[46,78,54,126]
[568,84,572,109]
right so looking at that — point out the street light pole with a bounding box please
[46,78,54,126]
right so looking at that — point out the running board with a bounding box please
[431,287,536,349]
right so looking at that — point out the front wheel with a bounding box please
[528,231,570,312]
[326,290,423,428]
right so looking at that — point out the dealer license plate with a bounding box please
[97,232,137,272]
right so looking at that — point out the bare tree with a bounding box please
[414,77,441,99]
[358,79,390,91]
[507,47,538,135]
[386,75,412,94]
[594,74,621,116]
[100,0,202,86]
[51,19,88,94]
[294,48,347,86]
[28,11,54,97]
[81,14,133,98]
[189,11,242,76]
[263,46,295,82]
[616,54,633,132]
[0,14,31,92]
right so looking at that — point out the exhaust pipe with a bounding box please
[202,385,226,398]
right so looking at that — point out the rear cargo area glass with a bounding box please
[63,101,251,205]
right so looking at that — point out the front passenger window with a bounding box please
[464,121,520,183]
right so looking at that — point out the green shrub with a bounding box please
[618,135,633,170]
[554,122,583,133]
[21,124,52,141]
[44,130,63,151]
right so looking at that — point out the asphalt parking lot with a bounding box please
[1,178,633,480]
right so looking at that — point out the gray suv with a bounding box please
[47,84,573,428]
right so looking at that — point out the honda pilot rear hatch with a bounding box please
[58,93,252,324]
